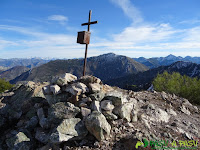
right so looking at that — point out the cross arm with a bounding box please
[81,21,98,26]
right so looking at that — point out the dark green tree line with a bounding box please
[0,78,13,93]
[153,71,200,105]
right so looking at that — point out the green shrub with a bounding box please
[153,71,200,105]
[0,78,13,93]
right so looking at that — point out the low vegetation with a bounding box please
[0,78,13,93]
[153,71,200,105]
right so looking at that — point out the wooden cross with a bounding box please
[81,10,98,76]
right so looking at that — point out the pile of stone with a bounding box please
[0,73,199,150]
[0,73,139,149]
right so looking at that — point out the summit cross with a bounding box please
[81,10,98,76]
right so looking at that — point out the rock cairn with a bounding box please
[0,73,199,150]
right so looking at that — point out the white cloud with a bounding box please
[183,26,200,42]
[0,25,82,58]
[48,15,68,22]
[113,23,177,44]
[0,37,19,50]
[110,0,143,23]
[179,19,200,25]
[48,15,68,25]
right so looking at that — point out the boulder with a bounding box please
[50,118,88,143]
[65,82,88,96]
[113,102,134,122]
[88,83,102,93]
[37,108,45,120]
[50,85,61,95]
[7,108,22,121]
[85,111,111,141]
[102,111,118,120]
[167,108,177,116]
[79,75,102,85]
[25,116,38,130]
[105,91,128,106]
[180,105,191,115]
[42,85,51,95]
[152,108,170,123]
[131,109,138,122]
[100,100,114,111]
[51,73,77,86]
[81,97,92,103]
[6,131,31,149]
[35,128,49,144]
[48,102,80,123]
[89,90,105,101]
[91,101,101,112]
[81,107,91,117]
[36,108,49,129]
[45,92,70,105]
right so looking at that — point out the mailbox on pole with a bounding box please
[77,31,91,44]
[77,10,98,76]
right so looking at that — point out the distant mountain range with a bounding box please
[133,54,200,69]
[10,53,148,83]
[0,58,51,69]
[106,61,200,91]
[0,66,30,81]
[2,53,200,91]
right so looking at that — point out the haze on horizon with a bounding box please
[0,0,200,59]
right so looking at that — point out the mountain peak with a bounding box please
[100,53,116,57]
[165,54,177,59]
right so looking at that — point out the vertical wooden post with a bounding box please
[83,10,92,76]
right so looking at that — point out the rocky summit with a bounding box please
[0,73,199,150]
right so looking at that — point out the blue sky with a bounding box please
[0,0,200,58]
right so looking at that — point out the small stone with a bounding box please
[184,132,192,139]
[89,90,105,101]
[37,108,45,120]
[180,105,191,115]
[131,110,138,122]
[171,122,177,127]
[39,118,50,129]
[25,116,38,129]
[81,97,92,103]
[51,73,77,86]
[79,75,102,85]
[8,109,22,120]
[35,128,49,144]
[105,91,128,106]
[91,101,101,112]
[50,85,61,95]
[147,104,155,110]
[6,131,31,149]
[167,108,177,116]
[101,100,115,111]
[65,82,89,95]
[42,85,51,95]
[68,95,79,106]
[161,91,168,100]
[79,102,87,107]
[81,107,91,117]
[102,111,118,120]
[88,83,102,93]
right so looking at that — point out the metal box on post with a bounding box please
[77,31,91,44]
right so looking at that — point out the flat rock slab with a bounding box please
[50,118,88,143]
